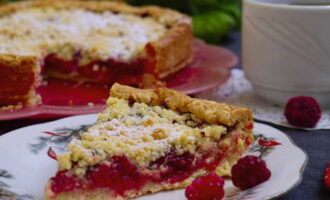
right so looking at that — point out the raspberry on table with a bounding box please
[185,173,225,200]
[284,96,322,128]
[324,162,330,190]
[231,155,271,190]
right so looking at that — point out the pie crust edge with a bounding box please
[110,83,254,127]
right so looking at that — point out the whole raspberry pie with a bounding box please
[0,0,192,106]
[45,83,254,200]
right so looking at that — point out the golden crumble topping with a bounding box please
[57,97,228,173]
[0,7,167,64]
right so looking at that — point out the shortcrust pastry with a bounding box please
[45,83,254,200]
[0,0,192,106]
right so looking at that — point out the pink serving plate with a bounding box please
[0,40,237,120]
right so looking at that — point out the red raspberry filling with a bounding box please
[150,152,195,183]
[87,156,153,196]
[50,170,81,194]
[44,54,155,85]
[151,151,224,183]
[50,150,226,197]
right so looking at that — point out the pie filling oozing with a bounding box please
[0,7,167,89]
[47,96,254,198]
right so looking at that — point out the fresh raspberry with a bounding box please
[284,96,322,128]
[185,173,225,200]
[324,162,330,190]
[231,155,271,190]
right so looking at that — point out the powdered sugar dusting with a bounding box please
[0,7,167,63]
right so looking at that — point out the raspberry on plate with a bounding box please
[231,155,271,190]
[284,96,322,128]
[185,173,225,200]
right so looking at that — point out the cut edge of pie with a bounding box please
[44,83,254,200]
[0,0,193,107]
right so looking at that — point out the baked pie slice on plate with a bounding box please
[0,0,192,107]
[45,83,254,200]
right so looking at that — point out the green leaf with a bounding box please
[193,10,236,43]
[217,2,242,27]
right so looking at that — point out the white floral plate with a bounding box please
[0,114,307,200]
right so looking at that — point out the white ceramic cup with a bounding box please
[243,0,330,107]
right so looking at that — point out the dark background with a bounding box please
[0,31,329,200]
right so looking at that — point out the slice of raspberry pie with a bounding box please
[45,83,254,200]
[0,0,192,106]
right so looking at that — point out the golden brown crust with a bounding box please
[110,83,253,127]
[141,5,193,78]
[0,53,36,70]
[0,54,41,106]
[148,23,193,78]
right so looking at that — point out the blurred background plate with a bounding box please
[0,40,238,120]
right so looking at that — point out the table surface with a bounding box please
[1,32,329,200]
